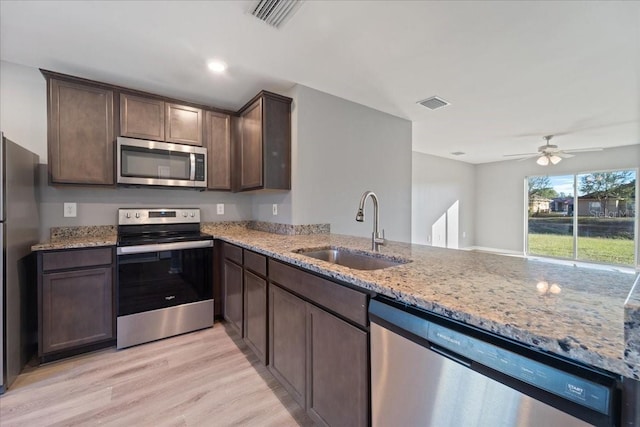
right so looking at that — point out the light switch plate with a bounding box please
[64,202,77,217]
[217,203,224,215]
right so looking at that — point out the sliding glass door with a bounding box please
[526,169,637,267]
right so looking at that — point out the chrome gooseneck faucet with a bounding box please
[356,190,385,251]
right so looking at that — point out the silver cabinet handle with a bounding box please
[190,153,196,181]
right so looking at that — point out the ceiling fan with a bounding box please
[504,135,603,166]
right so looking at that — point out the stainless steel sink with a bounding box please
[294,247,410,271]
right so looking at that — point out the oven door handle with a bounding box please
[117,240,213,255]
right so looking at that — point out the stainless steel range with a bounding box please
[116,208,213,349]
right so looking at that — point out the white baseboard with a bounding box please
[466,246,526,257]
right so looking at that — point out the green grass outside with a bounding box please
[528,233,636,266]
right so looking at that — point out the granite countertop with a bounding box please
[31,226,117,250]
[32,223,640,379]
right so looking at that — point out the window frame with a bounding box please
[524,167,639,269]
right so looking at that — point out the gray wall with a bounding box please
[282,85,413,242]
[412,151,476,248]
[37,166,253,241]
[474,144,640,254]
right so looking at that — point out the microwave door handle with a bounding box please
[190,153,196,181]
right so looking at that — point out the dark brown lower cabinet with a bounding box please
[223,258,243,335]
[269,284,369,427]
[38,247,115,361]
[307,305,368,427]
[41,268,113,354]
[243,270,267,363]
[269,284,307,407]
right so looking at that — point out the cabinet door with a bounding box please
[120,94,165,141]
[205,111,232,190]
[243,270,267,364]
[307,305,368,427]
[41,267,113,354]
[263,94,291,190]
[223,259,243,335]
[238,98,263,190]
[269,285,306,408]
[165,103,203,146]
[48,79,114,185]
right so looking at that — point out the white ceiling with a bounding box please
[1,0,638,164]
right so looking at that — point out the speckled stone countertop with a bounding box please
[31,223,639,379]
[201,223,640,380]
[31,226,117,251]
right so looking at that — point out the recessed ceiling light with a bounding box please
[207,60,227,73]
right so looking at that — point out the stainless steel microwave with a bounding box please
[117,137,207,188]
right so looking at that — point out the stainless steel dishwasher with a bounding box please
[370,297,620,427]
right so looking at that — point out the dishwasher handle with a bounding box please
[429,344,471,368]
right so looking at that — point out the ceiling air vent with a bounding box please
[417,96,450,110]
[250,0,304,28]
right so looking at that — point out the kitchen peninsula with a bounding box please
[33,222,640,381]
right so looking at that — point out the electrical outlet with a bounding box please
[272,204,278,216]
[63,202,77,218]
[462,231,466,238]
[217,203,224,215]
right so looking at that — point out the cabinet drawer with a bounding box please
[42,247,113,272]
[269,260,368,328]
[244,250,267,276]
[223,242,243,264]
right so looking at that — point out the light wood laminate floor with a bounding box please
[0,323,314,427]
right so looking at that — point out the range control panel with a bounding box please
[118,208,201,225]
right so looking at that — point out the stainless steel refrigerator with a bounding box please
[1,133,39,394]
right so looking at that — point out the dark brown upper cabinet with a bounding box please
[120,93,165,141]
[165,102,203,146]
[205,110,232,190]
[42,70,291,190]
[120,94,203,146]
[234,91,292,192]
[45,75,115,186]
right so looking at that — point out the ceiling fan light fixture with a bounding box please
[536,155,550,166]
[549,155,562,165]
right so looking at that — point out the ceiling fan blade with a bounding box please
[556,152,575,158]
[517,155,538,162]
[563,147,604,153]
[503,152,537,157]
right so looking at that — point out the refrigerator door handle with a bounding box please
[1,133,5,220]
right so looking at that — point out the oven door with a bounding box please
[117,241,213,317]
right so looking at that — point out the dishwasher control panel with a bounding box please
[369,299,615,418]
[427,322,611,415]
